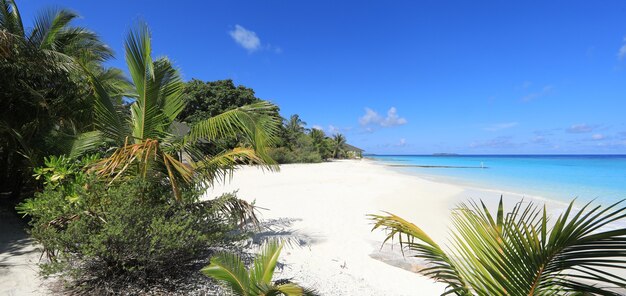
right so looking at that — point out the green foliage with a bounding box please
[20,174,254,283]
[283,114,307,148]
[78,22,281,200]
[370,197,626,296]
[330,133,347,158]
[268,134,322,164]
[310,128,334,159]
[0,0,124,202]
[202,240,318,296]
[176,79,278,156]
[16,155,98,216]
[178,79,262,124]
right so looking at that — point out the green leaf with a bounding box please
[250,240,283,286]
[201,252,250,296]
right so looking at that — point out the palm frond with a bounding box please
[256,283,307,296]
[371,197,626,296]
[54,26,113,63]
[151,58,185,122]
[0,0,24,36]
[193,147,272,188]
[186,101,279,145]
[250,240,283,286]
[199,192,259,227]
[369,212,469,294]
[68,130,105,158]
[125,22,162,142]
[186,101,281,169]
[201,252,251,296]
[89,138,159,183]
[29,8,77,49]
[82,64,129,144]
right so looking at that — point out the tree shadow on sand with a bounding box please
[249,218,319,249]
[0,207,42,279]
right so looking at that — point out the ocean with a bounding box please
[369,155,626,205]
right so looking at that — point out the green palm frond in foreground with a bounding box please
[202,240,318,296]
[370,197,626,296]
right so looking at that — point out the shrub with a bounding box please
[268,135,322,164]
[19,171,254,288]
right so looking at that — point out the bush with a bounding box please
[268,135,322,164]
[19,168,252,288]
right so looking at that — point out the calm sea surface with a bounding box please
[369,155,626,205]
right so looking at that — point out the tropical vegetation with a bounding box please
[1,0,352,293]
[267,114,355,163]
[370,197,626,296]
[0,0,124,204]
[71,22,280,200]
[1,0,285,292]
[202,240,317,296]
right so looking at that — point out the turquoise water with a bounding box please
[369,155,626,205]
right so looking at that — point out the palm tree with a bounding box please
[0,0,112,71]
[309,128,332,159]
[285,114,307,134]
[370,197,626,296]
[282,114,307,149]
[75,23,280,200]
[331,133,347,159]
[0,0,122,200]
[309,128,325,144]
[202,240,317,296]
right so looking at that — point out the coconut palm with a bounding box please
[74,22,280,201]
[331,133,347,158]
[0,0,112,70]
[202,240,317,296]
[309,128,332,159]
[285,114,307,134]
[0,0,124,200]
[370,198,626,296]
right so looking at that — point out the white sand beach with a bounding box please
[0,159,587,295]
[206,159,552,296]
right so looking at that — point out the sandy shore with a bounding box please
[0,159,605,295]
[206,159,556,296]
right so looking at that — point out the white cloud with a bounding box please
[566,123,595,134]
[521,85,553,102]
[397,138,407,147]
[382,107,408,127]
[591,133,605,140]
[312,125,324,131]
[358,108,382,126]
[328,125,340,135]
[359,107,407,128]
[532,135,548,144]
[484,122,518,132]
[229,25,261,52]
[619,45,626,60]
[619,37,626,60]
[470,136,520,149]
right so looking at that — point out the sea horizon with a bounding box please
[368,154,626,206]
[367,153,626,156]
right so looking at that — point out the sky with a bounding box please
[18,0,626,154]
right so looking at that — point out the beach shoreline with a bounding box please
[1,159,622,295]
[205,159,577,295]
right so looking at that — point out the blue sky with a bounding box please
[19,1,626,154]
